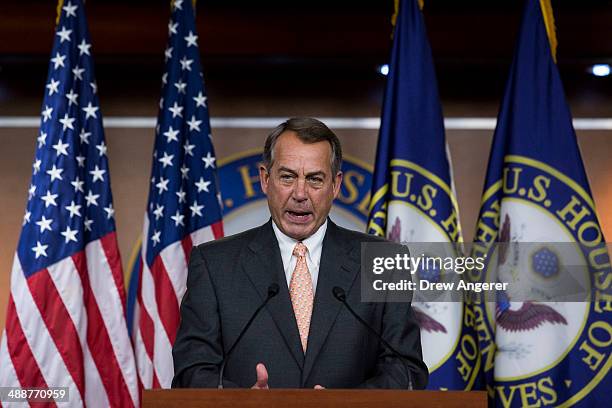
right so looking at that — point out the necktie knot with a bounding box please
[293,242,307,258]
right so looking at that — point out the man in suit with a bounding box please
[172,117,428,389]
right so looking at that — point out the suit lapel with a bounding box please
[301,221,361,385]
[241,220,305,370]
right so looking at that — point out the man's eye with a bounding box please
[280,174,294,181]
[308,177,324,185]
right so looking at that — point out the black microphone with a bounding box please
[218,283,280,389]
[332,286,414,390]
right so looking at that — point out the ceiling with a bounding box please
[1,0,611,113]
[2,0,612,61]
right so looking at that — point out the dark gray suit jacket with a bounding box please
[172,219,428,389]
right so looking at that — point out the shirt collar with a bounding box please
[271,219,328,267]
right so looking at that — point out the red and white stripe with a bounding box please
[0,233,139,407]
[133,215,223,388]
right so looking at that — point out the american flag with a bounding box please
[131,0,224,388]
[0,0,139,406]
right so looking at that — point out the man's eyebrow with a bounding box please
[305,171,326,178]
[277,167,326,178]
[277,167,297,175]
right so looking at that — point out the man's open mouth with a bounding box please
[286,210,313,223]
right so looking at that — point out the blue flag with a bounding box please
[471,0,611,406]
[367,0,482,390]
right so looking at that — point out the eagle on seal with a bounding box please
[496,214,567,332]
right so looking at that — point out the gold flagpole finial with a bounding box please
[539,0,558,63]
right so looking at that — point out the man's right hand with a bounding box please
[251,363,269,389]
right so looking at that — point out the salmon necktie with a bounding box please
[289,242,314,352]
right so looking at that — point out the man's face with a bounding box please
[260,131,342,241]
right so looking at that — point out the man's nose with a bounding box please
[292,178,307,201]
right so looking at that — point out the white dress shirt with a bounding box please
[271,220,327,294]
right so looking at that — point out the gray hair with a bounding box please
[262,117,343,175]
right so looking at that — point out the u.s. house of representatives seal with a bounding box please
[471,155,611,407]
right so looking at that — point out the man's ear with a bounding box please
[259,165,270,194]
[332,171,343,198]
